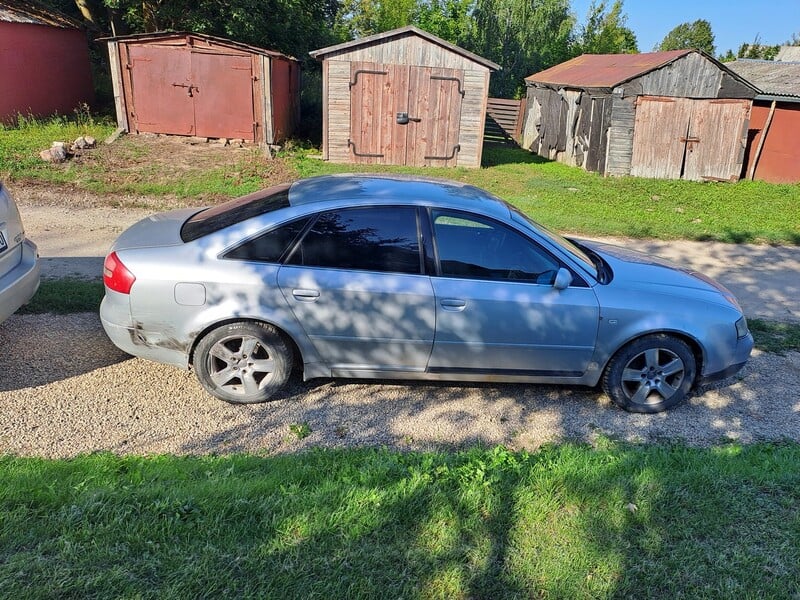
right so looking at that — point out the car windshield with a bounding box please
[180,183,291,242]
[508,205,597,277]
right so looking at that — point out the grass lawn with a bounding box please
[1,443,798,598]
[2,117,798,245]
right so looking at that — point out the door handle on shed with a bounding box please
[440,298,466,311]
[292,289,320,301]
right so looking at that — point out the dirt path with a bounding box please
[17,196,800,323]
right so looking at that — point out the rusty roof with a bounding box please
[525,50,693,89]
[727,59,800,98]
[0,0,84,29]
[99,31,297,61]
[310,25,500,71]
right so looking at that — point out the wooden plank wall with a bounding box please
[605,90,636,176]
[321,33,490,168]
[485,97,524,144]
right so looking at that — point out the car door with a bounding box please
[427,209,600,375]
[277,206,436,373]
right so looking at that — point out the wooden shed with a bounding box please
[105,32,300,145]
[310,26,499,168]
[522,50,758,181]
[0,0,93,123]
[727,59,800,183]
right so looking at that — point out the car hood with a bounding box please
[111,208,199,252]
[582,240,741,309]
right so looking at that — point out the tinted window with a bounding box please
[287,207,421,274]
[181,183,291,242]
[223,218,310,262]
[432,210,560,283]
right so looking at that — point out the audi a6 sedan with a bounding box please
[0,182,40,324]
[100,174,753,413]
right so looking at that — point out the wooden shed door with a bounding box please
[349,62,463,167]
[129,45,255,140]
[631,96,750,181]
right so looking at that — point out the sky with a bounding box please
[570,0,800,55]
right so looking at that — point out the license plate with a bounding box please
[0,231,6,253]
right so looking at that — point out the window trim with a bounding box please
[282,204,426,276]
[220,216,314,264]
[426,207,588,287]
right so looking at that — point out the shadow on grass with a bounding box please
[482,145,551,168]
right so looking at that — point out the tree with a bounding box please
[468,0,574,98]
[656,19,715,55]
[576,0,638,55]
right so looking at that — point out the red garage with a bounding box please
[105,32,300,145]
[0,0,94,123]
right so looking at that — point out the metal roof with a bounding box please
[726,59,800,98]
[310,25,500,71]
[0,0,84,29]
[99,31,297,61]
[525,50,693,89]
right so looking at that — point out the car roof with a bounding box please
[287,174,512,219]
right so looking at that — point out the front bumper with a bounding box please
[0,239,40,323]
[700,332,754,384]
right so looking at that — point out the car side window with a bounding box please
[223,218,310,263]
[432,210,560,283]
[286,207,422,274]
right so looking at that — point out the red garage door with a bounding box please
[129,45,255,141]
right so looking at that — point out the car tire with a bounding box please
[602,334,696,413]
[194,321,293,404]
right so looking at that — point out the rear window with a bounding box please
[180,183,291,242]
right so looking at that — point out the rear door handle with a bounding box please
[440,298,466,311]
[292,289,320,302]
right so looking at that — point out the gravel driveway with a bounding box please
[1,191,798,457]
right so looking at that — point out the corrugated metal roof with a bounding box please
[726,59,800,98]
[310,25,500,71]
[0,0,83,29]
[525,50,692,89]
[99,31,297,61]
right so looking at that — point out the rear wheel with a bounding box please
[603,334,696,413]
[194,322,292,404]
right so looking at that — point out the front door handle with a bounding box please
[292,289,320,302]
[440,298,466,311]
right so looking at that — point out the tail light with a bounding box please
[103,251,136,294]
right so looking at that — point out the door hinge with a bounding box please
[349,69,388,88]
[425,144,461,161]
[430,75,465,97]
[348,139,385,158]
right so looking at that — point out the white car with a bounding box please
[0,182,40,323]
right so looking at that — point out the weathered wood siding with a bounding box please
[605,89,636,176]
[524,51,755,179]
[631,96,751,181]
[621,52,756,100]
[321,32,491,168]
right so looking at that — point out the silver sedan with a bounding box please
[0,182,40,324]
[100,174,753,413]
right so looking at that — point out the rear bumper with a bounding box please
[0,239,40,323]
[100,293,190,369]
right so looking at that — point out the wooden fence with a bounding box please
[484,97,525,145]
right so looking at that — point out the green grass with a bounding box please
[0,111,116,179]
[1,443,798,598]
[18,279,104,314]
[2,117,798,244]
[749,319,800,354]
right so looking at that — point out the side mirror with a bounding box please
[553,267,573,290]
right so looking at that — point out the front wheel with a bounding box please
[602,334,696,413]
[194,321,293,404]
